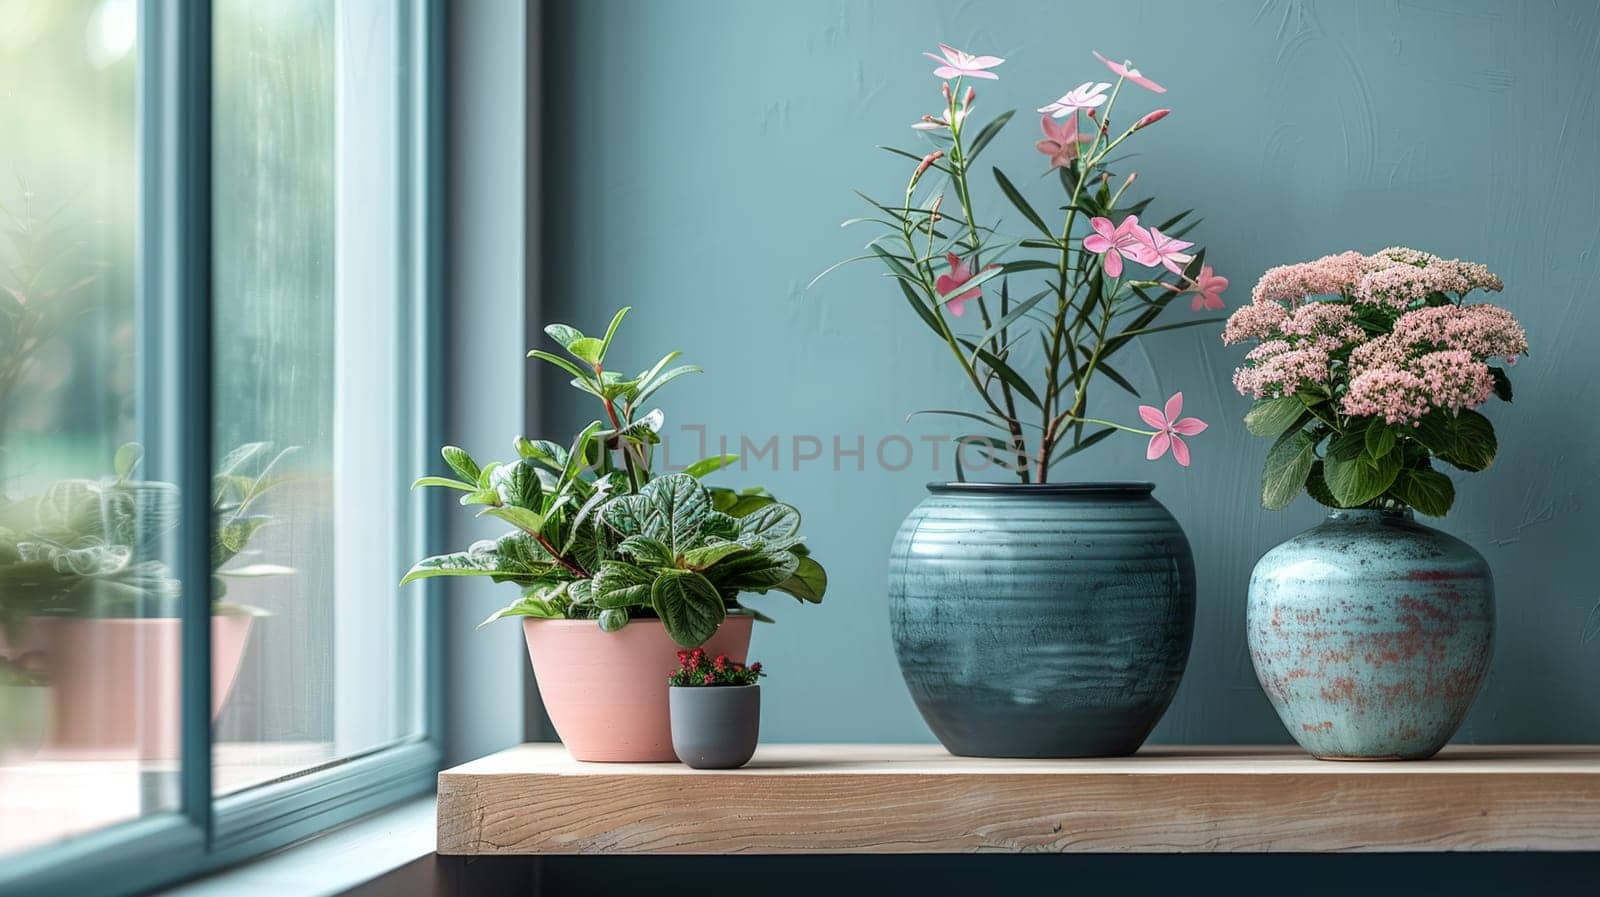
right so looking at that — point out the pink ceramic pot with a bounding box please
[5,616,254,760]
[523,615,753,762]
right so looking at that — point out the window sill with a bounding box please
[438,743,1600,854]
[158,795,437,897]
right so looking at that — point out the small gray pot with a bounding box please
[668,684,760,769]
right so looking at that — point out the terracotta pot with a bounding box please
[523,615,753,762]
[4,616,254,760]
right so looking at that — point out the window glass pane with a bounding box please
[211,0,418,795]
[0,0,169,855]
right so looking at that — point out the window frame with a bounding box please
[0,0,447,892]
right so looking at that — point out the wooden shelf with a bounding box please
[436,744,1600,855]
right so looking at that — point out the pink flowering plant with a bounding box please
[817,46,1227,480]
[1224,248,1526,515]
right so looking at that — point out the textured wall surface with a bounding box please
[540,0,1600,745]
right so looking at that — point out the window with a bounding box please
[0,1,443,893]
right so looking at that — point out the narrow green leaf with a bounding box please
[968,287,1050,358]
[411,475,475,491]
[992,166,1053,236]
[1050,426,1116,464]
[965,109,1015,162]
[478,505,545,534]
[528,349,592,384]
[598,307,630,361]
[683,454,740,479]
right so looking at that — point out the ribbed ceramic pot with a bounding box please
[1247,509,1494,760]
[888,482,1195,758]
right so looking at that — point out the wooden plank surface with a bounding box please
[436,744,1600,855]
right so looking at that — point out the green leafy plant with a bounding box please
[668,647,763,687]
[401,308,829,647]
[0,441,291,637]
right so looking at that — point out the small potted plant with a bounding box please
[821,45,1225,757]
[402,308,827,762]
[1224,247,1524,760]
[667,648,763,770]
[0,442,282,759]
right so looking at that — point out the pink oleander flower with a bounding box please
[1139,392,1206,467]
[925,44,1004,80]
[912,103,971,131]
[1183,265,1228,311]
[934,253,995,317]
[1093,51,1166,93]
[1135,225,1193,276]
[1035,113,1088,168]
[1082,215,1154,278]
[1038,81,1111,117]
[1132,108,1171,130]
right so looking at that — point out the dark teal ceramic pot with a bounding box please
[887,483,1195,758]
[1247,509,1494,760]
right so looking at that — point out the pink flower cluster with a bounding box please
[1248,247,1504,309]
[1343,350,1496,425]
[1226,248,1521,424]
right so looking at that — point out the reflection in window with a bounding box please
[0,0,154,855]
[1,0,422,857]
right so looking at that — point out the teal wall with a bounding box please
[541,0,1600,745]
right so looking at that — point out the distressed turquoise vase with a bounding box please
[888,483,1195,758]
[1247,509,1494,760]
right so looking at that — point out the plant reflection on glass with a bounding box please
[820,47,1228,478]
[0,442,292,639]
[0,186,100,437]
[402,308,828,648]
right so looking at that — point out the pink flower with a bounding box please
[1082,215,1154,278]
[934,253,995,317]
[1135,225,1194,276]
[924,44,1004,80]
[1139,392,1207,467]
[1093,51,1166,93]
[1132,108,1171,130]
[1034,114,1088,169]
[1184,265,1228,311]
[1038,81,1111,118]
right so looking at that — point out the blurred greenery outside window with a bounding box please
[0,0,438,886]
